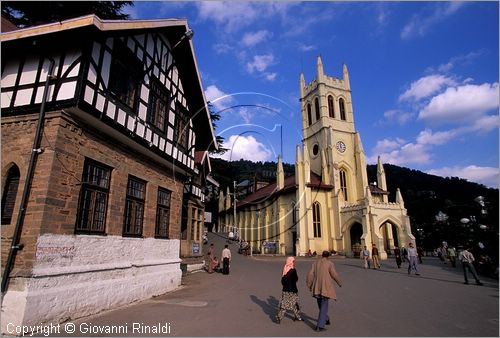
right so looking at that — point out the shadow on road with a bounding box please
[250,294,321,330]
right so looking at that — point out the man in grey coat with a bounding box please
[306,251,342,332]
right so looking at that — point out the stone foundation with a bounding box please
[1,234,182,333]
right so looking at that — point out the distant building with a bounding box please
[219,57,415,257]
[1,15,216,330]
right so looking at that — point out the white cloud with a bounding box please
[246,54,275,74]
[196,2,260,32]
[242,30,271,47]
[399,75,456,102]
[418,82,499,124]
[205,85,236,112]
[427,165,499,189]
[195,2,296,33]
[213,43,233,54]
[372,138,406,154]
[215,134,273,162]
[298,43,316,52]
[265,72,277,81]
[381,109,414,125]
[466,115,499,133]
[416,128,458,146]
[401,2,466,40]
[369,141,431,166]
[238,107,253,124]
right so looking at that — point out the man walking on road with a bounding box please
[407,242,420,275]
[306,251,342,332]
[221,244,231,275]
[459,246,483,285]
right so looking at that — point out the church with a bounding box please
[219,57,415,259]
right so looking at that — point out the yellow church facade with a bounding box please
[219,57,415,259]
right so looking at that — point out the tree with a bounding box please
[207,102,227,155]
[2,1,133,28]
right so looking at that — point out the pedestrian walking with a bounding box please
[459,246,483,285]
[361,246,371,269]
[221,244,231,275]
[401,246,408,263]
[417,246,423,264]
[371,244,381,269]
[447,245,457,268]
[407,242,420,275]
[206,243,215,273]
[275,257,302,324]
[306,251,342,332]
[393,246,402,268]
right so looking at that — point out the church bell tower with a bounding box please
[299,56,368,202]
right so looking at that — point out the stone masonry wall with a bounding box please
[1,110,185,330]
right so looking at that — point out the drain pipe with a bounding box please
[1,58,55,293]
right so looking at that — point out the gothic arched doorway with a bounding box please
[349,222,363,257]
[379,222,399,255]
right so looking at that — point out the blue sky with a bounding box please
[127,1,499,188]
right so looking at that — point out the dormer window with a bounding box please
[148,78,170,133]
[108,39,142,111]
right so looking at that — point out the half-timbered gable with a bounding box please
[1,16,214,174]
[1,15,216,332]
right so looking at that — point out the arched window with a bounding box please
[291,202,297,226]
[314,97,320,121]
[2,165,20,225]
[339,169,348,201]
[328,95,335,118]
[339,98,346,121]
[312,202,321,238]
[307,103,312,126]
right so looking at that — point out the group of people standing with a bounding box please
[362,243,421,275]
[206,243,232,275]
[276,251,342,332]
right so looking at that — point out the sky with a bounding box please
[126,1,499,188]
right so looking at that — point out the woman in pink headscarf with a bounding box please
[275,256,302,324]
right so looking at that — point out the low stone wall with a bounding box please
[1,234,182,332]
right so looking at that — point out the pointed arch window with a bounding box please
[328,95,335,118]
[312,201,321,238]
[307,103,312,126]
[339,98,346,121]
[340,169,348,201]
[314,97,320,121]
[1,165,20,225]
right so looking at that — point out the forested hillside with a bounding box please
[210,158,498,255]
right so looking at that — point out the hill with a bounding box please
[210,158,498,255]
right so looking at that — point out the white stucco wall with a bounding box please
[1,234,182,332]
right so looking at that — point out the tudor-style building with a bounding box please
[1,15,216,330]
[219,57,415,258]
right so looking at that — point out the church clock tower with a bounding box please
[299,56,368,202]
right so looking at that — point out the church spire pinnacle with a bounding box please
[317,55,324,80]
[277,155,284,190]
[342,63,350,89]
[300,72,305,98]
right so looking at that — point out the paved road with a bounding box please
[57,232,498,337]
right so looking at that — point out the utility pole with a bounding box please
[233,180,238,242]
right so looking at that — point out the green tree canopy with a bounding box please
[2,1,133,28]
